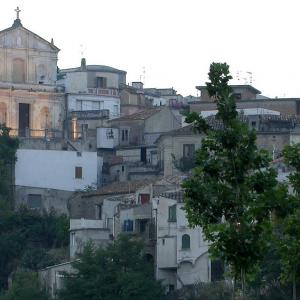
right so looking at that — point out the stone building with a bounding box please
[119,82,148,116]
[0,9,64,137]
[191,85,300,116]
[156,112,300,177]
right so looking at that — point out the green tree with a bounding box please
[276,143,300,300]
[59,235,164,300]
[0,124,19,207]
[0,270,48,300]
[183,63,280,299]
[0,208,69,291]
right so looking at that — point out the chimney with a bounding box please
[81,58,87,71]
[132,82,144,90]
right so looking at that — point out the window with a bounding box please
[139,194,150,204]
[75,166,82,179]
[76,100,83,111]
[139,219,147,233]
[251,121,256,128]
[113,105,119,116]
[233,93,242,100]
[211,260,225,281]
[182,234,191,249]
[106,129,114,139]
[123,220,134,232]
[168,285,175,292]
[96,204,102,220]
[12,58,25,83]
[96,77,107,88]
[0,103,7,124]
[27,194,42,209]
[183,144,195,158]
[168,205,176,222]
[121,128,129,142]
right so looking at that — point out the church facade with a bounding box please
[0,10,64,137]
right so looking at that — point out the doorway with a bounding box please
[19,103,30,136]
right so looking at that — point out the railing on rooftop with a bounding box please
[0,81,64,92]
[10,128,63,139]
[69,109,110,120]
[87,88,119,97]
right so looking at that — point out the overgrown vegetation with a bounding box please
[0,124,69,293]
[59,235,164,300]
[0,207,69,291]
[0,270,49,300]
[0,124,19,208]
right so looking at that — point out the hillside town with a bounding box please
[2,6,300,300]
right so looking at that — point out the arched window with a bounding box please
[182,234,190,249]
[12,58,25,83]
[40,107,50,129]
[0,103,7,124]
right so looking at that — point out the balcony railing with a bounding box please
[0,81,64,92]
[69,109,110,120]
[87,88,119,97]
[10,128,63,139]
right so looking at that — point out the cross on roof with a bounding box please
[15,6,21,19]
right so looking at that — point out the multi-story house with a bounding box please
[153,190,211,291]
[190,84,300,116]
[58,59,126,139]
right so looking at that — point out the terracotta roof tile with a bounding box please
[110,108,164,121]
[82,180,156,197]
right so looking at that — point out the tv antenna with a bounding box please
[236,70,253,85]
[139,66,146,84]
[80,44,87,58]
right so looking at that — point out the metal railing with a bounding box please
[87,88,119,97]
[10,128,63,139]
[69,109,109,120]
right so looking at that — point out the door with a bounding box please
[19,103,30,136]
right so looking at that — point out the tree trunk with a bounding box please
[293,269,296,300]
[241,268,245,300]
[232,277,236,300]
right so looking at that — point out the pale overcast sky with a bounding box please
[1,0,300,98]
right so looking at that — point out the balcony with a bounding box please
[0,81,64,93]
[10,128,63,139]
[69,109,110,120]
[70,219,106,230]
[87,88,119,97]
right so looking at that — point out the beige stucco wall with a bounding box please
[158,134,202,177]
[0,88,64,132]
[190,99,300,115]
[0,27,58,84]
[145,109,181,134]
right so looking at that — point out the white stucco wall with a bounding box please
[97,127,119,148]
[67,94,120,118]
[154,196,210,288]
[15,149,101,191]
